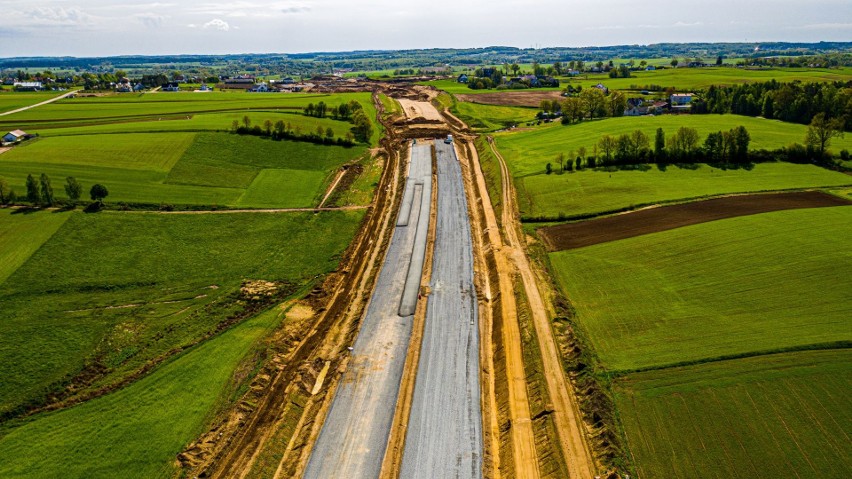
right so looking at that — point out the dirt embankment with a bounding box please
[540,191,852,252]
[456,91,564,108]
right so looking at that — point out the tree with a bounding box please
[511,63,520,76]
[0,177,9,204]
[578,146,587,162]
[580,88,606,119]
[553,61,563,76]
[64,177,83,204]
[26,174,40,205]
[39,174,54,206]
[598,135,616,163]
[608,90,627,117]
[716,55,723,66]
[263,119,273,135]
[561,97,584,124]
[629,130,650,160]
[325,127,334,139]
[555,152,565,171]
[545,162,553,174]
[274,120,286,136]
[231,119,239,132]
[805,113,844,158]
[668,127,700,159]
[671,58,679,68]
[90,183,109,203]
[242,115,251,128]
[654,128,666,160]
[732,126,751,162]
[351,109,373,143]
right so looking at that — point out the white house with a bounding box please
[670,93,694,111]
[3,130,29,144]
[13,81,42,91]
[250,83,269,92]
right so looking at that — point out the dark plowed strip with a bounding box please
[539,191,852,251]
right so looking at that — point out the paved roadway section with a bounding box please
[400,141,483,479]
[304,144,432,479]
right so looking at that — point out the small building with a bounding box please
[250,82,269,93]
[162,83,181,92]
[592,83,609,94]
[670,93,694,111]
[13,81,43,91]
[197,83,212,91]
[645,65,656,71]
[566,69,581,76]
[3,129,30,144]
[133,83,146,92]
[457,74,469,83]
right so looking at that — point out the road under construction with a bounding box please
[177,85,599,479]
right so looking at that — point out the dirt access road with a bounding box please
[0,90,78,117]
[486,136,597,478]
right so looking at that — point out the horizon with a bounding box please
[0,0,850,57]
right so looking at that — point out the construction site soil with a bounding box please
[539,191,852,252]
[456,91,564,108]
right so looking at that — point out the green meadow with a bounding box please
[0,132,366,208]
[423,66,852,94]
[454,102,538,132]
[0,91,66,113]
[615,350,852,478]
[516,162,851,220]
[0,209,363,419]
[489,115,852,219]
[496,115,852,178]
[549,207,852,372]
[0,305,285,478]
[0,209,71,284]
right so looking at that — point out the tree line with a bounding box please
[231,114,370,146]
[692,80,852,130]
[0,174,107,207]
[545,119,848,174]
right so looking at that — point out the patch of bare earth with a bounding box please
[456,91,564,108]
[539,191,852,251]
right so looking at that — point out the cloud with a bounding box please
[203,18,230,31]
[24,6,93,26]
[136,13,167,28]
[281,6,311,14]
[796,22,852,30]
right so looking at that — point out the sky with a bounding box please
[0,0,850,57]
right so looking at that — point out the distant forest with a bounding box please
[1,42,851,75]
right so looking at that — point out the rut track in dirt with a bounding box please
[487,136,597,479]
[539,191,852,252]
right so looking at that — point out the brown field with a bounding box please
[456,91,564,107]
[538,191,852,251]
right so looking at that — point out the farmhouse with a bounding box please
[457,74,469,83]
[13,81,43,91]
[670,93,694,111]
[593,83,609,94]
[250,82,270,92]
[162,83,181,92]
[222,75,256,90]
[2,129,31,144]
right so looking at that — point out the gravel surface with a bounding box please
[304,144,433,479]
[400,141,483,479]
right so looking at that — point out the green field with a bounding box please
[0,305,285,478]
[454,102,538,132]
[496,115,852,178]
[424,67,852,95]
[0,209,71,284]
[0,209,363,418]
[0,91,380,146]
[0,92,66,113]
[0,132,364,207]
[516,162,852,220]
[549,207,852,371]
[616,350,852,478]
